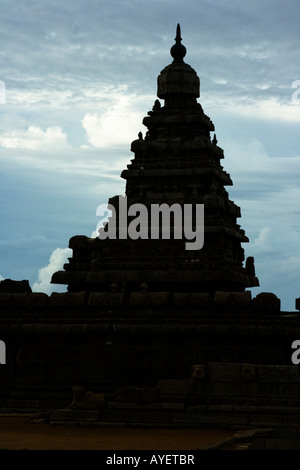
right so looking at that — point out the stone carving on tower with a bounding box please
[52,24,259,294]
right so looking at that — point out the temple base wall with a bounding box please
[1,289,300,424]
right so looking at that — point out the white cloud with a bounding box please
[230,98,300,124]
[222,137,300,192]
[223,137,270,173]
[81,94,144,148]
[7,86,75,107]
[278,255,300,278]
[0,125,70,150]
[32,247,71,295]
[252,227,273,253]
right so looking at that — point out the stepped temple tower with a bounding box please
[51,24,259,295]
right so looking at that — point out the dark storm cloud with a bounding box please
[2,0,299,99]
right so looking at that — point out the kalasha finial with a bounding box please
[170,23,186,63]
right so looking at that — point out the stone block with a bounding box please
[50,291,86,306]
[270,383,300,402]
[252,292,281,311]
[50,270,69,284]
[257,365,300,383]
[172,410,248,426]
[265,439,294,451]
[162,402,185,410]
[158,379,192,400]
[0,294,12,306]
[68,235,89,249]
[134,387,159,404]
[191,364,206,380]
[129,292,169,306]
[25,293,49,307]
[214,291,251,305]
[211,382,241,397]
[239,382,259,397]
[282,412,300,426]
[88,292,125,307]
[70,386,105,410]
[208,362,241,382]
[101,408,172,424]
[0,279,31,293]
[114,386,159,404]
[108,401,162,410]
[293,440,300,450]
[172,292,210,306]
[272,427,297,439]
[114,386,136,402]
[250,438,266,450]
[249,414,284,427]
[51,409,100,422]
[240,363,256,382]
[189,380,212,400]
[6,293,29,306]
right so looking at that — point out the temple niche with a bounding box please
[51,24,259,295]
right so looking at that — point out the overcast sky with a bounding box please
[0,0,300,311]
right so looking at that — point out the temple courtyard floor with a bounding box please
[0,415,238,450]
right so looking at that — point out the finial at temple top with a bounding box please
[170,23,186,63]
[175,23,182,41]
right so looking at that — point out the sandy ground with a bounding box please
[0,416,235,450]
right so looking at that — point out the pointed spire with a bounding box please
[170,23,186,63]
[175,23,182,42]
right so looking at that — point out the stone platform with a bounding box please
[49,362,300,429]
[1,288,300,430]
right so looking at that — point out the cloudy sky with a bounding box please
[0,0,299,311]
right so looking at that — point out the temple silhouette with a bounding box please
[1,26,300,444]
[51,24,259,295]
